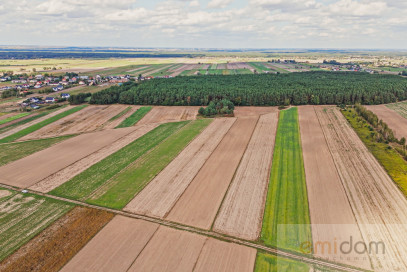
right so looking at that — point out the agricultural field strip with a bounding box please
[0,113,38,130]
[0,126,138,188]
[21,105,128,140]
[116,106,151,128]
[366,104,407,140]
[29,124,159,193]
[144,63,176,76]
[386,102,407,119]
[298,106,371,270]
[124,118,236,218]
[0,183,364,272]
[0,113,30,125]
[0,106,72,140]
[102,106,138,129]
[166,117,259,230]
[213,112,278,240]
[137,106,198,125]
[316,106,407,271]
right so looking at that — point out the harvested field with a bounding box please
[103,106,140,129]
[234,106,277,117]
[115,106,151,128]
[194,238,257,272]
[213,113,277,240]
[128,226,207,272]
[87,119,211,209]
[124,118,236,218]
[21,105,129,140]
[137,106,198,125]
[0,207,113,272]
[298,106,370,269]
[0,106,72,140]
[316,106,407,271]
[61,216,159,272]
[0,127,137,188]
[366,104,407,140]
[260,107,311,252]
[51,122,188,200]
[30,124,158,193]
[167,117,258,229]
[0,192,72,261]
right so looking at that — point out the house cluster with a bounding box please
[20,93,71,110]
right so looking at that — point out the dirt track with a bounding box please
[0,127,137,188]
[124,118,236,218]
[21,105,128,140]
[299,106,371,269]
[213,112,278,240]
[60,215,158,272]
[29,124,158,193]
[0,106,73,140]
[137,106,198,125]
[166,117,258,229]
[366,104,407,140]
[316,106,407,271]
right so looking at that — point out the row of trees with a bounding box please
[68,93,91,105]
[89,72,407,106]
[198,99,234,116]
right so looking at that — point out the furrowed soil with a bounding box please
[316,106,407,271]
[124,118,235,218]
[166,117,258,230]
[0,207,113,272]
[137,106,198,125]
[213,112,278,240]
[60,216,159,272]
[103,106,140,129]
[29,124,158,193]
[298,106,371,269]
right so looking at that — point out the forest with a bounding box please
[90,72,407,106]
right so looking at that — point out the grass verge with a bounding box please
[254,252,310,272]
[260,107,312,252]
[115,106,152,128]
[50,121,189,200]
[0,113,48,135]
[0,105,86,143]
[0,136,73,167]
[87,119,212,209]
[0,113,30,125]
[343,108,407,196]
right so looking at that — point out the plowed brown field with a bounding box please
[233,106,277,117]
[21,105,129,140]
[137,106,198,125]
[29,124,158,193]
[60,216,159,272]
[103,106,140,129]
[299,106,370,269]
[166,117,258,229]
[366,104,407,140]
[0,127,137,188]
[124,118,236,218]
[213,112,278,240]
[128,226,207,272]
[194,238,257,272]
[316,106,407,271]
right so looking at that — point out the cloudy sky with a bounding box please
[0,0,406,48]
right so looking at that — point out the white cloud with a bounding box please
[208,0,234,9]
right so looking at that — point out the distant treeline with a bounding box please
[89,72,407,106]
[0,51,204,59]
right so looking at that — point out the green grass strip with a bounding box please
[260,107,311,253]
[87,119,212,209]
[109,106,132,122]
[254,252,310,272]
[0,135,73,167]
[0,105,86,144]
[343,109,407,197]
[0,192,73,261]
[0,112,49,135]
[50,121,189,200]
[0,113,30,125]
[115,106,152,128]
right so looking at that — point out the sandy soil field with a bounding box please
[137,106,198,125]
[233,106,277,117]
[29,124,158,193]
[213,112,278,240]
[0,106,73,140]
[170,64,191,76]
[166,117,258,229]
[102,106,140,129]
[0,127,137,188]
[299,106,370,269]
[128,226,207,272]
[21,105,128,140]
[194,238,257,272]
[366,104,407,140]
[60,216,159,272]
[124,118,235,218]
[316,106,407,271]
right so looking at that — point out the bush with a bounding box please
[199,99,234,117]
[68,93,91,105]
